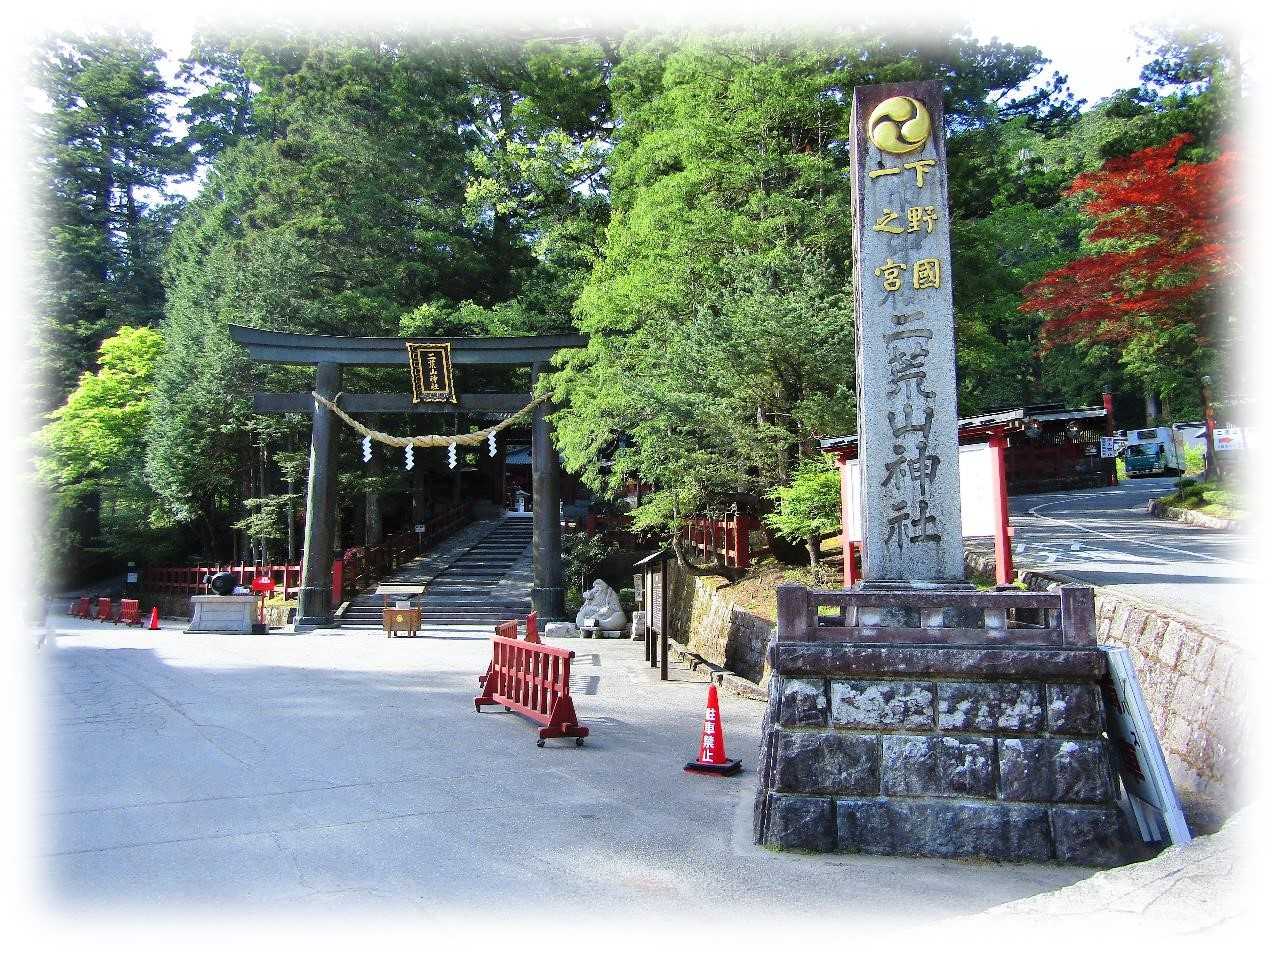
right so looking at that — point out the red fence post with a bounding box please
[991,427,1014,586]
[331,557,344,608]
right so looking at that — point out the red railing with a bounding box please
[142,502,473,609]
[474,629,588,746]
[332,503,471,604]
[142,563,304,596]
[682,513,759,569]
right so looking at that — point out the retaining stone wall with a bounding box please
[666,562,774,685]
[966,551,1247,804]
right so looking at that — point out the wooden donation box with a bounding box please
[383,605,422,638]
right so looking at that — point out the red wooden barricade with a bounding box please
[475,626,588,747]
[72,596,90,618]
[115,598,142,626]
[96,597,113,621]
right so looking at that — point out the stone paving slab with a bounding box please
[38,615,1123,926]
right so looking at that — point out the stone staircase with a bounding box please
[339,515,533,633]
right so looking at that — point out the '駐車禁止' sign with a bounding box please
[850,81,964,584]
[407,342,457,404]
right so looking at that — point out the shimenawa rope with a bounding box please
[310,391,545,448]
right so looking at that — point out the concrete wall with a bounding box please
[666,562,774,685]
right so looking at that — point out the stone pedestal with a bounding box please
[753,584,1133,866]
[188,595,261,634]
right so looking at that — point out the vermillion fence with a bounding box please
[682,513,759,569]
[142,502,472,609]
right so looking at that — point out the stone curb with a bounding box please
[665,636,768,700]
[1147,498,1242,531]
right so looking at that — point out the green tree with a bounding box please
[36,326,178,578]
[764,456,842,568]
[31,31,190,408]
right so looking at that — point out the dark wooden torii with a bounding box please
[230,325,587,628]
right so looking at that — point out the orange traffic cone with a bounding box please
[684,683,742,776]
[147,606,160,630]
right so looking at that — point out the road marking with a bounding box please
[1022,494,1249,567]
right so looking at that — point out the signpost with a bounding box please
[635,550,669,681]
[1101,646,1192,846]
[850,81,964,585]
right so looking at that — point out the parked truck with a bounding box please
[1119,426,1187,478]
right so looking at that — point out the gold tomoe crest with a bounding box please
[868,96,931,154]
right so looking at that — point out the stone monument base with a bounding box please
[187,595,261,634]
[753,584,1133,867]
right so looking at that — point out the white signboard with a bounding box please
[1213,427,1245,452]
[1100,646,1191,846]
[843,443,997,541]
[1099,436,1119,459]
[414,524,427,533]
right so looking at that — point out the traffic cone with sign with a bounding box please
[684,683,741,776]
[147,606,160,630]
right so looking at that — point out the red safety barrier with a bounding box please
[525,610,539,644]
[115,599,142,626]
[73,596,90,618]
[475,632,588,747]
[96,597,113,621]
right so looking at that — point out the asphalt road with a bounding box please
[1004,477,1255,645]
[37,617,1088,930]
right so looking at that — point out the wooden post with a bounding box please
[990,427,1014,586]
[296,362,342,627]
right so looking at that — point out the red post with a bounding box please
[990,427,1014,586]
[1102,386,1118,486]
[331,557,344,608]
[837,452,860,586]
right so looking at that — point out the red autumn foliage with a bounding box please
[1020,133,1236,349]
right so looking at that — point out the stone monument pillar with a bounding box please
[851,80,964,586]
[750,82,1132,867]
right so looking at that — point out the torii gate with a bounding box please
[229,325,587,628]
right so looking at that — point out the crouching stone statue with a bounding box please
[575,579,627,631]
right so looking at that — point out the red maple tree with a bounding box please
[1020,133,1236,350]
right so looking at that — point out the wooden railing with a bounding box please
[683,513,758,569]
[333,502,471,603]
[775,582,1096,647]
[142,502,473,609]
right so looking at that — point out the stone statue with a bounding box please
[575,578,627,631]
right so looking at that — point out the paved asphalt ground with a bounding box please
[998,477,1255,645]
[37,615,1090,931]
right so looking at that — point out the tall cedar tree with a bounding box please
[31,33,190,408]
[1019,133,1236,398]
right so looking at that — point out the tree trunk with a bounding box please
[1144,390,1162,426]
[806,532,821,569]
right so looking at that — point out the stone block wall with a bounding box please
[666,562,773,685]
[755,639,1131,866]
[969,551,1249,804]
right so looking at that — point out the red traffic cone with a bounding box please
[684,683,742,776]
[147,606,160,630]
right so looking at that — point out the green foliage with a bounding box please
[1158,479,1243,519]
[36,326,180,570]
[764,457,842,566]
[31,30,191,408]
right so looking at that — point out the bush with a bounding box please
[1175,477,1198,490]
